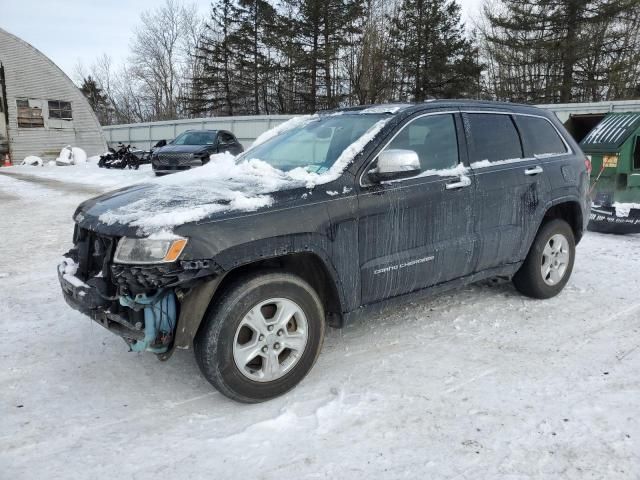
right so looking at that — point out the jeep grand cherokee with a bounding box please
[58,101,590,403]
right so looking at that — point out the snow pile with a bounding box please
[21,156,43,167]
[251,115,315,148]
[71,147,87,164]
[99,120,390,234]
[55,146,87,166]
[613,202,640,218]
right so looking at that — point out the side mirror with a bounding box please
[368,149,421,182]
[154,139,167,148]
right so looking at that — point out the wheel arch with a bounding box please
[542,199,584,244]
[172,250,346,353]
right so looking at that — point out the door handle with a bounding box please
[445,175,472,190]
[525,166,544,176]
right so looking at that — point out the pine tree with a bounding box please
[79,76,113,125]
[192,0,243,116]
[233,0,278,114]
[282,0,364,112]
[482,0,640,103]
[388,0,481,101]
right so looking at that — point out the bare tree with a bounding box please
[128,0,203,120]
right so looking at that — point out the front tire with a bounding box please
[194,272,325,403]
[513,219,576,299]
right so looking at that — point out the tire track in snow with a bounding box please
[0,170,105,196]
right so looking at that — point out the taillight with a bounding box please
[584,156,592,174]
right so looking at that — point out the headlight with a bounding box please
[114,237,188,264]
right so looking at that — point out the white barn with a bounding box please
[0,27,106,162]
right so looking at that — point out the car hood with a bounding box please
[73,155,330,237]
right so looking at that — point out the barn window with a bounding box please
[48,100,73,120]
[17,99,45,128]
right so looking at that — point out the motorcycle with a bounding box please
[98,144,141,170]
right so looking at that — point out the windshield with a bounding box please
[240,114,387,173]
[173,131,217,146]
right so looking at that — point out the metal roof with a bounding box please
[580,112,640,152]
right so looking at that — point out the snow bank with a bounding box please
[99,120,390,234]
[21,156,43,167]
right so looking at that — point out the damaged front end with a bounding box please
[58,225,220,356]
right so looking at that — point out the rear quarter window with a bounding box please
[464,113,523,163]
[515,115,567,157]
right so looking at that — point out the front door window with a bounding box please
[381,113,459,175]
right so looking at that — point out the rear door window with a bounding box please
[464,113,523,163]
[515,115,567,157]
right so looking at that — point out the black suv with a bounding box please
[152,129,244,175]
[58,101,589,403]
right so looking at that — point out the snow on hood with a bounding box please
[98,118,390,235]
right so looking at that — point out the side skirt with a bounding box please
[342,263,521,327]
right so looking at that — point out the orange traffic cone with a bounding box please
[2,154,11,167]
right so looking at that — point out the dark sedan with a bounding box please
[152,129,244,175]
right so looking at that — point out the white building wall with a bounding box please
[0,28,107,161]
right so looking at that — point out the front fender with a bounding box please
[159,275,225,360]
[212,235,349,311]
[162,236,349,359]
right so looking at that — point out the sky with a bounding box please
[1,0,484,80]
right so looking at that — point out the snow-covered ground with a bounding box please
[1,162,155,190]
[1,168,639,479]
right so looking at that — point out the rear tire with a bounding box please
[194,272,325,403]
[513,219,575,299]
